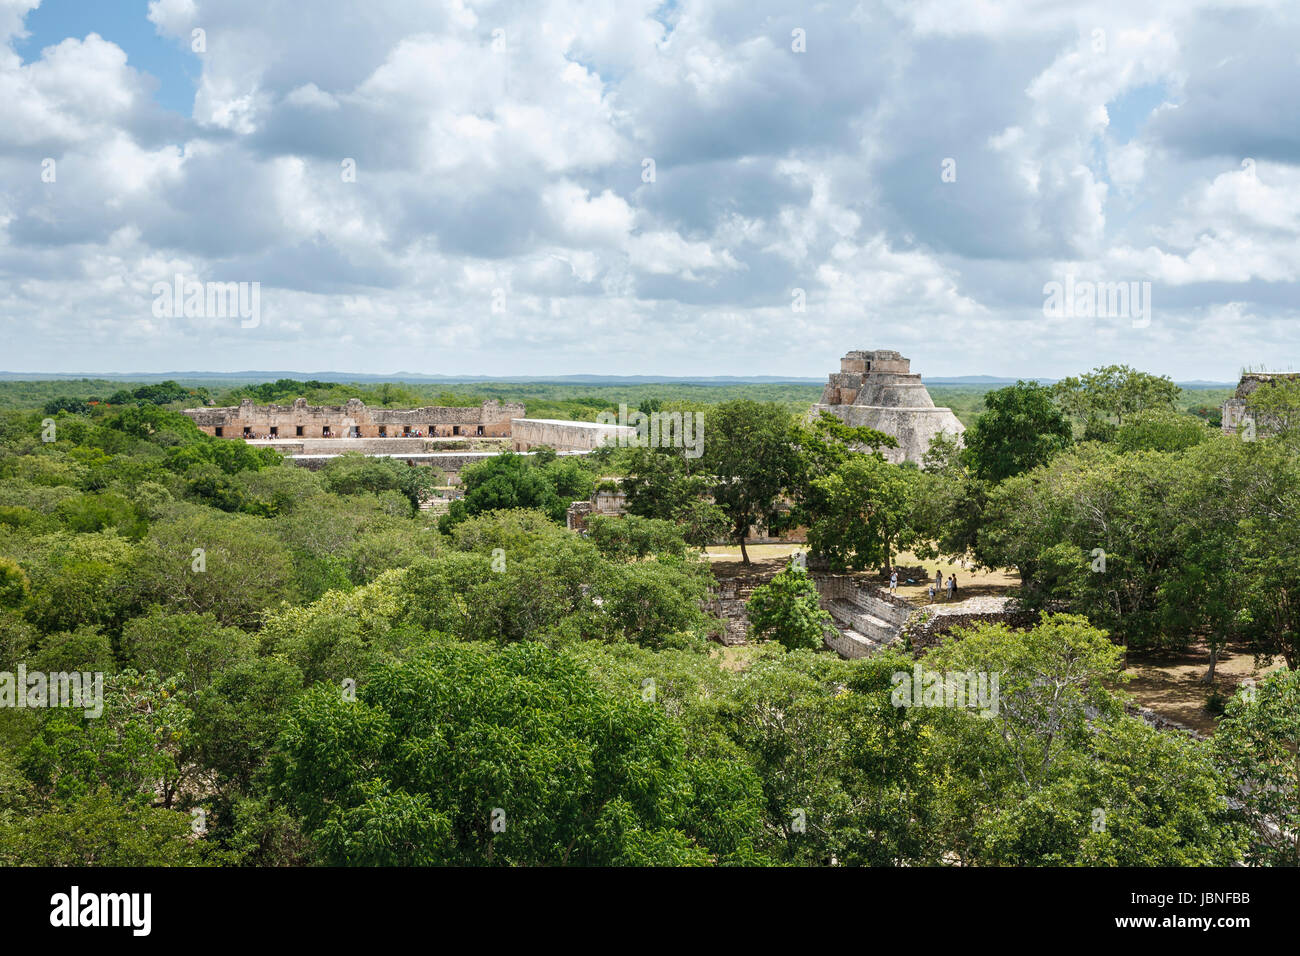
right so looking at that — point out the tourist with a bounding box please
[889,570,898,594]
[934,569,942,595]
[945,575,955,600]
[951,574,958,597]
[927,584,935,603]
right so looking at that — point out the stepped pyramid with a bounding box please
[810,349,964,465]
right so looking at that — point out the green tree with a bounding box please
[43,397,91,416]
[190,656,305,795]
[54,492,148,538]
[1114,409,1210,453]
[270,642,764,865]
[442,452,569,527]
[969,718,1244,866]
[21,671,192,810]
[319,453,439,512]
[1214,668,1300,865]
[0,792,218,866]
[979,445,1187,655]
[925,614,1125,784]
[703,401,802,565]
[21,531,139,636]
[669,498,730,548]
[963,381,1072,483]
[746,565,831,651]
[1053,365,1181,432]
[620,445,712,521]
[26,625,115,673]
[805,454,916,572]
[717,649,945,865]
[132,508,296,627]
[910,432,986,564]
[585,514,689,560]
[0,556,30,609]
[121,610,257,695]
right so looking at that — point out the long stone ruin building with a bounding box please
[512,418,636,453]
[809,349,965,464]
[1221,372,1300,436]
[183,397,522,439]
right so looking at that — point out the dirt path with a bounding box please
[705,542,806,578]
[1123,640,1284,735]
[703,545,1019,600]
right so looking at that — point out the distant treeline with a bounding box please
[2,377,1232,428]
[5,378,828,421]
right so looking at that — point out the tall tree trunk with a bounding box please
[739,533,750,566]
[1201,640,1220,684]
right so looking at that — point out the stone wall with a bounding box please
[810,575,1040,660]
[816,575,912,620]
[511,418,637,452]
[247,436,508,456]
[285,449,590,474]
[814,574,911,658]
[1221,372,1300,436]
[566,489,628,531]
[903,597,1036,655]
[183,397,522,439]
[1124,703,1207,740]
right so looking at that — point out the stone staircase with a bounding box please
[816,576,911,659]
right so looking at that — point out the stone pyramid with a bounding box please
[809,349,965,464]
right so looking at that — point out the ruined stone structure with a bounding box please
[815,575,911,658]
[1221,372,1300,436]
[814,574,1029,660]
[183,398,523,440]
[565,485,629,532]
[512,418,636,453]
[902,595,1031,654]
[809,349,964,465]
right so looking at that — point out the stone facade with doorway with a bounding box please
[182,397,523,440]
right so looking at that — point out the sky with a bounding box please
[0,0,1297,380]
